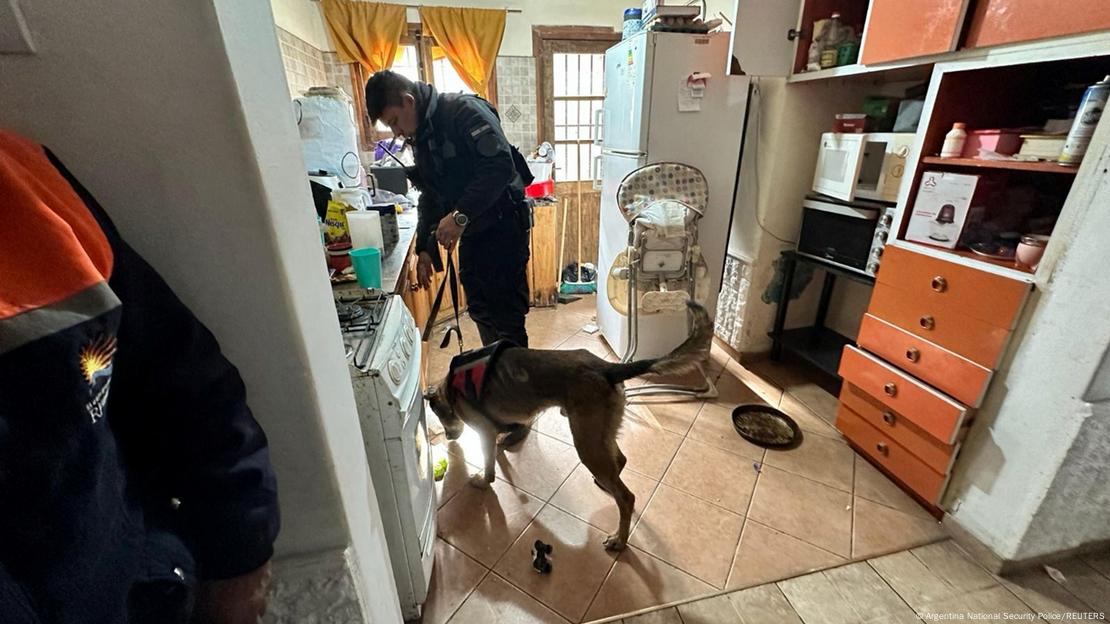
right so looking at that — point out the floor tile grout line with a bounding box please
[442,567,493,624]
[864,557,925,621]
[723,448,765,589]
[484,455,583,573]
[483,564,581,624]
[849,453,857,558]
[580,485,668,622]
[1051,560,1108,614]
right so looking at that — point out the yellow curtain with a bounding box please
[321,0,406,73]
[418,6,506,99]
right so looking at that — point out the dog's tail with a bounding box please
[602,301,713,385]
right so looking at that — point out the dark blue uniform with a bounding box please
[0,130,279,623]
[408,83,532,347]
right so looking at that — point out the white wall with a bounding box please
[272,0,735,56]
[0,1,400,621]
[733,77,884,353]
[944,122,1110,561]
[272,0,330,50]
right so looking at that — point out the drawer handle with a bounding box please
[931,276,948,293]
[876,442,890,456]
[882,411,896,426]
[906,347,921,362]
[920,315,936,330]
[883,382,898,397]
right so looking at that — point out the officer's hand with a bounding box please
[191,560,271,624]
[416,251,435,290]
[436,213,465,250]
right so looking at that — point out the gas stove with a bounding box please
[335,291,390,370]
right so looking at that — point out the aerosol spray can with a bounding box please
[1059,75,1110,166]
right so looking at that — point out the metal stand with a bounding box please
[620,223,718,400]
[768,250,875,379]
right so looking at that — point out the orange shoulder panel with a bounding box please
[0,129,113,321]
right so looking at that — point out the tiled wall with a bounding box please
[278,27,355,101]
[715,255,752,350]
[495,56,539,151]
[278,28,327,98]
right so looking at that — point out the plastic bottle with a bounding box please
[940,122,967,158]
[820,13,844,69]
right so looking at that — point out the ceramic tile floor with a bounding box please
[417,296,952,624]
[614,540,1110,624]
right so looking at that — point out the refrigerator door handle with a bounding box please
[592,154,603,191]
[593,108,604,146]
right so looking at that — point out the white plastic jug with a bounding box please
[347,211,384,252]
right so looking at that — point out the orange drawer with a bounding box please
[839,346,969,445]
[857,314,993,407]
[869,282,1011,369]
[837,404,950,504]
[839,382,958,474]
[876,246,1029,329]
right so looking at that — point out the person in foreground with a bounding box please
[0,128,280,624]
[364,70,533,348]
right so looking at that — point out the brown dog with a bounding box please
[425,301,712,551]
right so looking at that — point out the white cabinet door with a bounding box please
[728,0,803,76]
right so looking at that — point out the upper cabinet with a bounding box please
[964,0,1110,48]
[728,0,803,76]
[726,0,1110,81]
[860,0,969,65]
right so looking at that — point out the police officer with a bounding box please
[365,71,532,348]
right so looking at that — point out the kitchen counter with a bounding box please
[333,208,418,297]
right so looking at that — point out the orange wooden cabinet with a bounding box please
[875,246,1028,329]
[857,313,993,406]
[860,0,969,65]
[839,383,958,474]
[839,346,969,444]
[835,245,1030,512]
[868,282,1013,369]
[965,0,1110,49]
[837,404,950,504]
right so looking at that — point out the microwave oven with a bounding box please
[797,194,889,275]
[812,132,915,203]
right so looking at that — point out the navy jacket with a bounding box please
[0,130,280,623]
[408,83,529,260]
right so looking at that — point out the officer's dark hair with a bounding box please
[364,70,417,123]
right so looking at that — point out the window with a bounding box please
[534,28,619,183]
[353,25,490,148]
[551,52,604,182]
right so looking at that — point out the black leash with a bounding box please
[421,252,464,354]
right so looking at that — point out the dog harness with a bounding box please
[448,340,512,402]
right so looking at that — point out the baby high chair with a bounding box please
[608,162,717,399]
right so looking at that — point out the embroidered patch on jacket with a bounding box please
[80,334,116,423]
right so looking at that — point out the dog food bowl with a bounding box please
[732,405,802,449]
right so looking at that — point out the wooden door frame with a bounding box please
[531,26,620,146]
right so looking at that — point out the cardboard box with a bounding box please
[905,171,979,249]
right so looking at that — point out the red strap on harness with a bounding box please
[450,360,489,401]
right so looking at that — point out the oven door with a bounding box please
[796,199,879,273]
[398,384,435,543]
[813,132,867,201]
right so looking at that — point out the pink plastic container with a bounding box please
[961,129,1022,158]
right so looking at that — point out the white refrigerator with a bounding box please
[594,31,751,360]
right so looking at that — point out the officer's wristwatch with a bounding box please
[452,211,469,227]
